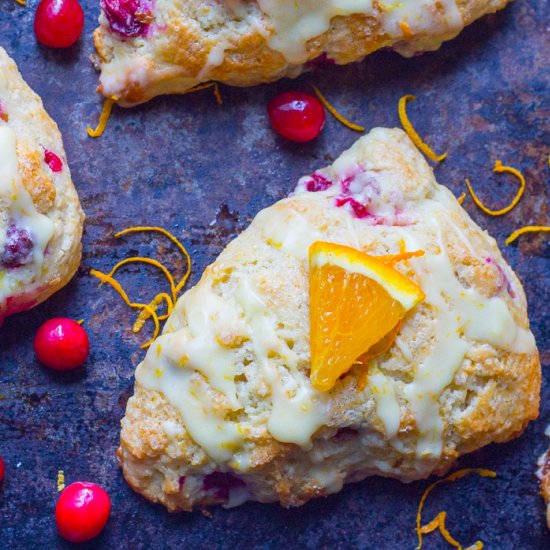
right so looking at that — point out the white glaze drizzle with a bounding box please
[0,126,54,299]
[137,180,535,470]
[256,0,463,64]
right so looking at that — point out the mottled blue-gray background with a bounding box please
[0,0,549,548]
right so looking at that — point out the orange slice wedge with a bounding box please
[309,241,425,392]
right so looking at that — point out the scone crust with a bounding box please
[0,48,84,321]
[118,128,540,512]
[94,0,510,106]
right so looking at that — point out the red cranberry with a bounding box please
[56,482,111,543]
[34,0,84,48]
[44,150,63,172]
[0,103,8,122]
[267,91,325,143]
[202,472,245,501]
[34,318,90,371]
[306,173,332,192]
[1,224,34,268]
[101,0,152,38]
[0,456,4,483]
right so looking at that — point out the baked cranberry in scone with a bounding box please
[0,48,84,324]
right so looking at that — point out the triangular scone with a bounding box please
[119,128,539,511]
[537,442,550,528]
[94,0,510,106]
[0,48,84,323]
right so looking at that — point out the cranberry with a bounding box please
[0,456,4,483]
[34,318,89,371]
[306,173,332,192]
[55,482,110,543]
[203,472,245,501]
[101,0,152,38]
[0,103,8,122]
[44,150,63,172]
[1,224,33,268]
[34,0,84,48]
[267,91,325,143]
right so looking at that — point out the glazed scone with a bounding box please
[0,48,84,323]
[118,128,540,511]
[94,0,511,106]
[537,434,550,528]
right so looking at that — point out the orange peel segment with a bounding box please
[309,242,425,392]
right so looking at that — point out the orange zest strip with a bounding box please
[312,85,365,132]
[415,468,496,550]
[398,95,447,162]
[420,512,462,548]
[14,0,27,6]
[379,249,425,266]
[465,160,526,216]
[505,225,550,245]
[115,226,191,292]
[183,82,222,105]
[133,292,174,332]
[457,192,466,205]
[90,269,160,349]
[399,21,414,40]
[107,257,177,306]
[87,96,118,138]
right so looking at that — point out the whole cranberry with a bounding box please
[267,91,325,143]
[34,318,89,371]
[34,0,84,48]
[56,482,111,543]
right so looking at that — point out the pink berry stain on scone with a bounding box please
[101,0,154,38]
[301,169,409,225]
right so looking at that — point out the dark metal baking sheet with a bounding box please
[0,0,549,547]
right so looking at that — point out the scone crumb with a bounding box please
[398,95,447,162]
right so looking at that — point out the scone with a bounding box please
[118,128,540,511]
[94,0,511,106]
[537,437,550,528]
[0,48,84,324]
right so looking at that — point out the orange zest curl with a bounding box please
[87,96,118,138]
[506,225,550,245]
[379,249,425,266]
[398,95,447,162]
[465,160,526,216]
[457,192,466,205]
[133,292,174,332]
[415,468,496,550]
[115,226,192,292]
[312,85,365,132]
[107,257,178,306]
[90,269,161,348]
[14,0,27,6]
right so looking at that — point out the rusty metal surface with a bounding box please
[0,0,549,548]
